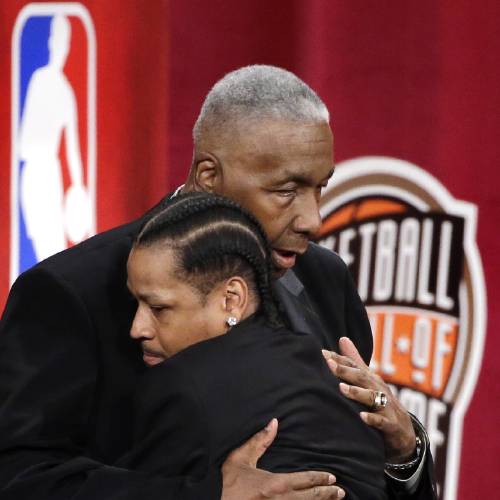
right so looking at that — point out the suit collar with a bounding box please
[277,269,304,297]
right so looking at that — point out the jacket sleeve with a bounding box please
[0,267,221,500]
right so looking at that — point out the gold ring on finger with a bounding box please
[371,391,388,411]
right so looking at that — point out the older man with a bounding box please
[0,66,436,499]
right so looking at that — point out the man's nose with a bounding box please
[130,305,154,340]
[293,193,322,236]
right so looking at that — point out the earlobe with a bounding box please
[226,316,238,327]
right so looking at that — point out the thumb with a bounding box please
[225,418,278,467]
[339,336,366,367]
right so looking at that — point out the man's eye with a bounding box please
[150,305,167,314]
[275,189,296,198]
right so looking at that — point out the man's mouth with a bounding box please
[142,347,165,367]
[271,249,299,270]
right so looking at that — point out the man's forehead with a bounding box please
[271,166,335,184]
[239,119,332,147]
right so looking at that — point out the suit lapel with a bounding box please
[273,270,339,351]
[273,271,320,335]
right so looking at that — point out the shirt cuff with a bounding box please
[384,437,426,494]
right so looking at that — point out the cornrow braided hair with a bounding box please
[136,192,283,328]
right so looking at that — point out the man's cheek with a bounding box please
[263,224,282,245]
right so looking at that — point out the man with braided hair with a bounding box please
[0,65,436,500]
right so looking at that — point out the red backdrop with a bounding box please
[1,1,498,498]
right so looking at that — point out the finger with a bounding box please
[326,359,376,389]
[285,486,345,499]
[360,411,390,431]
[322,350,358,368]
[339,336,367,368]
[339,382,380,409]
[226,418,278,467]
[321,349,334,360]
[329,357,386,391]
[325,357,350,379]
[270,470,337,491]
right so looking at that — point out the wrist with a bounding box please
[386,435,422,472]
[386,413,428,472]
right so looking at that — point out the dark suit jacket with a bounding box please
[119,312,388,500]
[0,198,435,500]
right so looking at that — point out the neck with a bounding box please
[180,180,195,193]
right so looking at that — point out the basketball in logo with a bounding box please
[318,157,486,500]
[11,3,96,283]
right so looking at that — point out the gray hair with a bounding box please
[193,65,329,143]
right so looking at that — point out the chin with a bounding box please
[271,266,287,279]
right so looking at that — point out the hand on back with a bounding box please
[221,419,345,499]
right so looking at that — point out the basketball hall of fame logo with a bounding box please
[318,157,486,500]
[11,3,96,284]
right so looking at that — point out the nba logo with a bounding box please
[11,3,96,283]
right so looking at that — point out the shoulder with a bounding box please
[43,218,140,274]
[131,358,208,457]
[10,217,142,305]
[303,241,346,265]
[169,318,324,389]
[136,356,198,409]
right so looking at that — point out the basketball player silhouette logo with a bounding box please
[11,4,96,281]
[20,14,89,260]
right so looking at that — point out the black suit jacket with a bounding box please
[0,198,435,499]
[119,312,388,500]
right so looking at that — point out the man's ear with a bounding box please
[221,276,249,321]
[192,153,222,193]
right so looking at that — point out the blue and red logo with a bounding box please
[11,3,96,282]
